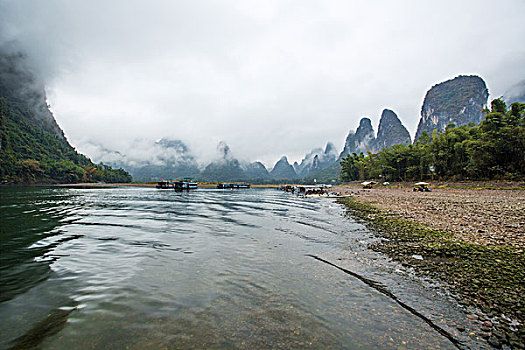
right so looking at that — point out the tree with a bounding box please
[340,153,362,182]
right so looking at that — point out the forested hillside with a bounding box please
[0,51,131,184]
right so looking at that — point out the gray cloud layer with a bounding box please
[1,0,524,166]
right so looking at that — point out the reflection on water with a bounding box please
[0,187,79,303]
[1,187,457,349]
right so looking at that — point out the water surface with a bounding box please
[0,187,459,349]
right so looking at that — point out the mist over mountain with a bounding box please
[82,138,200,181]
[0,48,131,183]
[199,141,248,181]
[0,51,64,139]
[84,138,198,167]
[504,80,525,105]
[293,142,337,178]
[82,138,272,182]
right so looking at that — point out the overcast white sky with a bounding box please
[1,0,524,167]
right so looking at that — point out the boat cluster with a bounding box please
[217,183,251,189]
[156,180,252,191]
[156,180,198,191]
[280,184,345,198]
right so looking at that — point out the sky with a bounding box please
[1,0,524,167]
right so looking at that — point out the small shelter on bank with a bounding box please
[361,181,376,189]
[413,182,431,192]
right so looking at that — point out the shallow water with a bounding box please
[0,186,460,349]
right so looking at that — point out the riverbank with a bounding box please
[333,183,525,247]
[334,184,524,349]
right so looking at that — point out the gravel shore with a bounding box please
[334,183,525,348]
[333,185,525,247]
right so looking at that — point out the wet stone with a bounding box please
[509,340,525,349]
[481,325,492,332]
[478,331,490,339]
[491,331,505,340]
[487,336,502,348]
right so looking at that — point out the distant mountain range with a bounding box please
[305,76,491,182]
[97,75,493,183]
[2,49,500,185]
[96,107,413,183]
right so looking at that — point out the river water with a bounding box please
[0,186,466,349]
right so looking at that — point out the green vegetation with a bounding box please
[341,99,525,182]
[0,97,132,184]
[338,197,525,349]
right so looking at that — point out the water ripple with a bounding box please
[0,187,462,349]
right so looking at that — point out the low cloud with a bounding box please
[2,0,524,167]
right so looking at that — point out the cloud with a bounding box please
[79,138,199,168]
[2,0,524,167]
[503,79,525,104]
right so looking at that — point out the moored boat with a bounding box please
[174,180,198,191]
[156,180,174,189]
[217,183,251,189]
[294,184,332,196]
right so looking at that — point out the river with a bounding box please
[0,186,466,349]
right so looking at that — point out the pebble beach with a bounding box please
[334,182,525,349]
[333,184,525,247]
